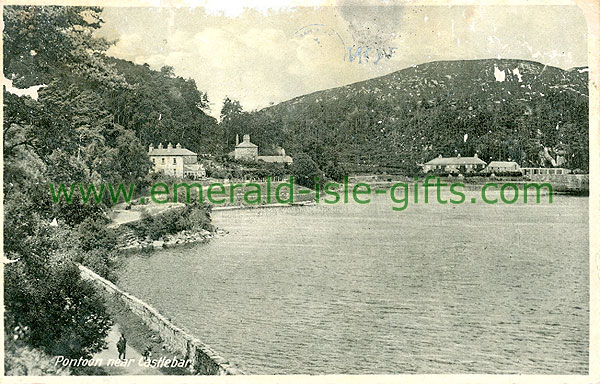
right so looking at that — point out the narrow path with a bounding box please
[93,324,161,375]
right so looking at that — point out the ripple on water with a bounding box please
[118,196,589,374]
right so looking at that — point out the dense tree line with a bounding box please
[2,5,589,366]
[101,59,222,154]
[2,5,216,363]
[239,60,589,177]
[4,6,118,360]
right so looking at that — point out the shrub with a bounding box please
[77,248,121,282]
[4,338,71,376]
[290,153,323,189]
[77,217,117,252]
[187,203,214,232]
[127,203,213,241]
[5,254,112,359]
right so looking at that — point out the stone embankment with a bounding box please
[79,265,242,375]
[528,173,589,194]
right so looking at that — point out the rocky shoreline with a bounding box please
[115,201,316,252]
[118,228,229,252]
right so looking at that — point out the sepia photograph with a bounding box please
[1,0,598,381]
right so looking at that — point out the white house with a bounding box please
[148,143,206,178]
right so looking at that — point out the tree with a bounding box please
[290,153,323,189]
[100,57,218,154]
[3,5,122,360]
[220,97,245,149]
[3,6,124,88]
[3,219,112,359]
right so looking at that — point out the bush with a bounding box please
[290,153,323,189]
[77,217,117,252]
[207,168,229,179]
[4,338,71,376]
[322,161,348,183]
[77,248,121,282]
[187,203,214,232]
[5,253,112,359]
[127,203,213,241]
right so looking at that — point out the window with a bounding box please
[161,158,165,164]
[173,158,177,165]
[152,158,156,164]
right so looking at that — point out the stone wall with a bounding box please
[78,265,242,375]
[528,174,589,193]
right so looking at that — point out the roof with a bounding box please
[149,147,197,156]
[258,155,293,163]
[235,141,258,148]
[425,156,486,166]
[487,161,520,168]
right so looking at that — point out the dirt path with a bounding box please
[93,324,161,375]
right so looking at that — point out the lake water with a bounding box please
[117,193,589,374]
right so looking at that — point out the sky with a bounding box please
[97,3,589,118]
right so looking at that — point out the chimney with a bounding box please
[243,134,250,143]
[235,134,239,146]
[176,143,182,149]
[457,153,461,158]
[474,153,478,158]
[167,142,173,149]
[158,143,163,149]
[438,154,442,158]
[149,144,154,152]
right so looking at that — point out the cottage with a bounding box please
[148,143,206,178]
[485,161,522,174]
[233,134,293,164]
[422,154,487,174]
[234,134,259,161]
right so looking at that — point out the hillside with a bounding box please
[102,57,221,155]
[244,59,589,175]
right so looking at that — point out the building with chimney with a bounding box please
[148,143,206,178]
[422,154,486,174]
[233,134,293,164]
[234,134,259,161]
